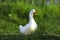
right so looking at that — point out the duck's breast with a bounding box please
[29,21,37,32]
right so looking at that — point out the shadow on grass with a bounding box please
[0,34,60,40]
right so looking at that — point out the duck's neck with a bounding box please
[29,11,35,23]
[29,15,35,23]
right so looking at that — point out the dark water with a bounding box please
[0,34,60,40]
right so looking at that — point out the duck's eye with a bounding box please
[34,12,37,15]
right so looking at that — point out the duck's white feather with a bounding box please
[19,9,37,35]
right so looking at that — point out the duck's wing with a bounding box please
[20,23,30,34]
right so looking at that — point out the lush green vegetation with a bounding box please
[0,1,60,40]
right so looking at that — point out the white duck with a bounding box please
[19,9,37,35]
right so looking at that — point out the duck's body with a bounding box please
[19,9,37,35]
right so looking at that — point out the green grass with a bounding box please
[0,1,60,37]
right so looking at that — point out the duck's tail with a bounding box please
[20,25,22,27]
[19,25,23,29]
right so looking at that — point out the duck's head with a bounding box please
[29,9,37,17]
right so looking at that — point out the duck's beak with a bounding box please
[34,12,37,15]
